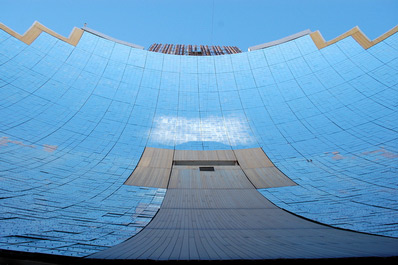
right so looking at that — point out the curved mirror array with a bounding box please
[0,26,397,256]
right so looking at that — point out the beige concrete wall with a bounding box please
[125,147,296,189]
[310,26,398,50]
[1,21,396,50]
[0,21,83,46]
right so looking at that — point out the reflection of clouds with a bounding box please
[150,115,255,146]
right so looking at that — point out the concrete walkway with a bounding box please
[89,164,398,260]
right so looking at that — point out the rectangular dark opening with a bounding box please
[199,167,215,171]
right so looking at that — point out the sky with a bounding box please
[1,0,397,51]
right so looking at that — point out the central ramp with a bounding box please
[89,148,398,260]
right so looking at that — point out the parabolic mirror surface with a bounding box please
[0,23,397,259]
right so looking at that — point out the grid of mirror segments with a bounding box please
[0,27,397,256]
